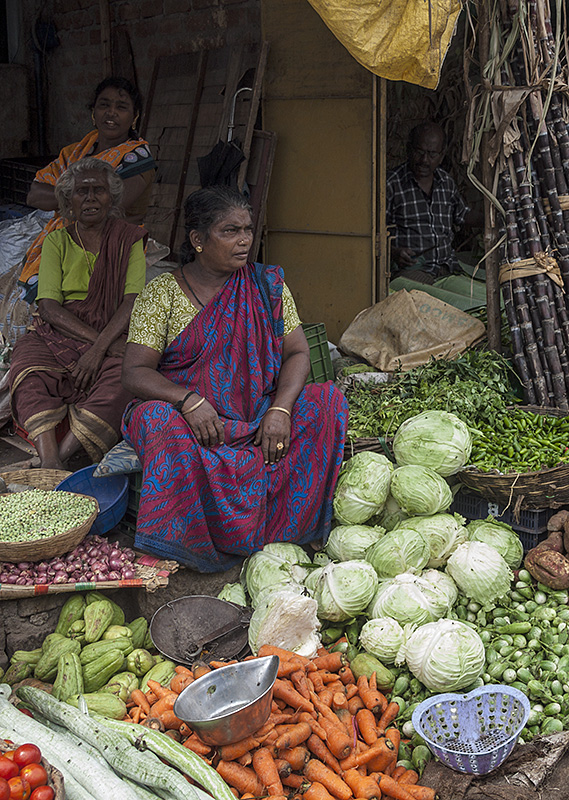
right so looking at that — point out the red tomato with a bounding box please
[18,767,46,792]
[29,788,53,800]
[7,777,31,800]
[0,754,14,763]
[18,710,33,719]
[0,778,10,800]
[0,760,18,782]
[13,748,41,771]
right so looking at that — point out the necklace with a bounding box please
[74,222,95,276]
[180,264,205,308]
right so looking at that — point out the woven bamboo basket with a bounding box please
[457,405,569,510]
[0,493,99,563]
[0,737,64,800]
[0,469,72,491]
[344,437,394,461]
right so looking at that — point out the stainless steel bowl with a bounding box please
[173,655,279,746]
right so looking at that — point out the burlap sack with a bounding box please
[338,289,486,372]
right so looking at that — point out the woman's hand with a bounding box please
[183,398,225,447]
[254,409,291,465]
[71,346,105,392]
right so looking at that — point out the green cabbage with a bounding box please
[393,410,472,476]
[217,582,247,606]
[445,541,513,606]
[367,571,457,626]
[243,543,312,606]
[377,495,409,531]
[333,452,394,524]
[311,560,379,621]
[359,617,411,664]
[325,524,386,562]
[397,513,468,568]
[390,465,453,516]
[466,516,524,569]
[248,586,321,657]
[365,527,430,578]
[401,618,486,691]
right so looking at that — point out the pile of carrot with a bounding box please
[123,644,438,800]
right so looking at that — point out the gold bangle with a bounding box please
[185,396,206,414]
[267,406,291,417]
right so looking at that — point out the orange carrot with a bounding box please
[273,758,292,779]
[303,782,336,800]
[179,722,193,738]
[240,794,256,800]
[147,680,176,701]
[392,785,437,800]
[252,747,283,796]
[174,665,193,676]
[356,676,388,715]
[353,737,395,769]
[159,709,184,730]
[278,658,308,678]
[347,695,365,716]
[384,727,401,758]
[332,692,348,712]
[345,684,359,701]
[343,768,381,799]
[339,666,356,686]
[356,709,378,746]
[220,736,261,761]
[308,671,326,693]
[309,692,345,726]
[145,689,158,705]
[317,716,353,759]
[282,773,310,790]
[208,659,237,669]
[397,770,419,786]
[377,702,400,735]
[313,652,346,672]
[273,678,315,713]
[376,774,417,800]
[307,734,343,776]
[317,688,335,707]
[299,711,327,741]
[192,661,212,679]
[304,759,352,800]
[130,689,151,715]
[291,670,312,700]
[182,734,212,756]
[238,753,252,767]
[334,707,354,738]
[391,765,407,781]
[275,721,312,750]
[170,672,194,694]
[150,696,176,717]
[216,761,264,797]
[277,745,310,771]
[257,645,312,667]
[130,706,142,724]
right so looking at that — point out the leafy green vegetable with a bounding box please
[367,571,457,626]
[365,527,430,578]
[325,524,386,562]
[242,543,312,607]
[390,465,453,516]
[393,410,472,476]
[310,560,379,622]
[359,617,409,664]
[401,618,486,691]
[445,541,513,606]
[398,513,468,568]
[333,452,393,524]
[466,516,524,569]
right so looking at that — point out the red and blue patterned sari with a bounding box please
[122,263,348,572]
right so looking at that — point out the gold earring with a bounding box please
[195,245,203,253]
[133,114,139,128]
[91,112,96,126]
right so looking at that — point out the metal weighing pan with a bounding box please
[149,595,252,666]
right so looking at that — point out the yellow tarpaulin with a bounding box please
[306,0,462,89]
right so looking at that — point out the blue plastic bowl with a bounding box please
[55,466,129,537]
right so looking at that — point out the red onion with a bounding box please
[109,558,124,571]
[53,571,68,583]
[17,562,31,570]
[121,568,136,580]
[36,562,48,573]
[15,576,28,585]
[107,570,121,581]
[6,575,18,584]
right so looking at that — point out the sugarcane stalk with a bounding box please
[501,280,538,403]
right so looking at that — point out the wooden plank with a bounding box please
[99,0,112,77]
[246,130,277,261]
[238,41,269,187]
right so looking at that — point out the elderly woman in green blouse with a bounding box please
[9,158,147,469]
[120,185,348,572]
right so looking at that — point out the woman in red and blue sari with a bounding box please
[121,186,348,572]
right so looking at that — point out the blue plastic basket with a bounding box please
[412,684,530,775]
[55,466,129,537]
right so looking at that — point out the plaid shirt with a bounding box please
[386,163,469,274]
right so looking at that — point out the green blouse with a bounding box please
[37,228,146,304]
[127,271,302,354]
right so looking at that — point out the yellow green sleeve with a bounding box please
[36,232,65,304]
[282,282,301,336]
[127,273,198,353]
[123,239,146,295]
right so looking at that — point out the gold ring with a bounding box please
[276,442,284,450]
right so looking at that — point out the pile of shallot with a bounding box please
[0,534,137,585]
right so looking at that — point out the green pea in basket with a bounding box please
[0,491,99,563]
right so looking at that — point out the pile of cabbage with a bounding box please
[221,412,522,693]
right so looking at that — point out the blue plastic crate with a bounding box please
[56,466,129,536]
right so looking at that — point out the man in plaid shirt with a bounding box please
[387,122,469,283]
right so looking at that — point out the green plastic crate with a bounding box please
[303,322,334,383]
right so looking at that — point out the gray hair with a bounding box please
[55,157,124,221]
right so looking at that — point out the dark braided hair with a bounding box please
[179,185,252,265]
[89,77,143,137]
